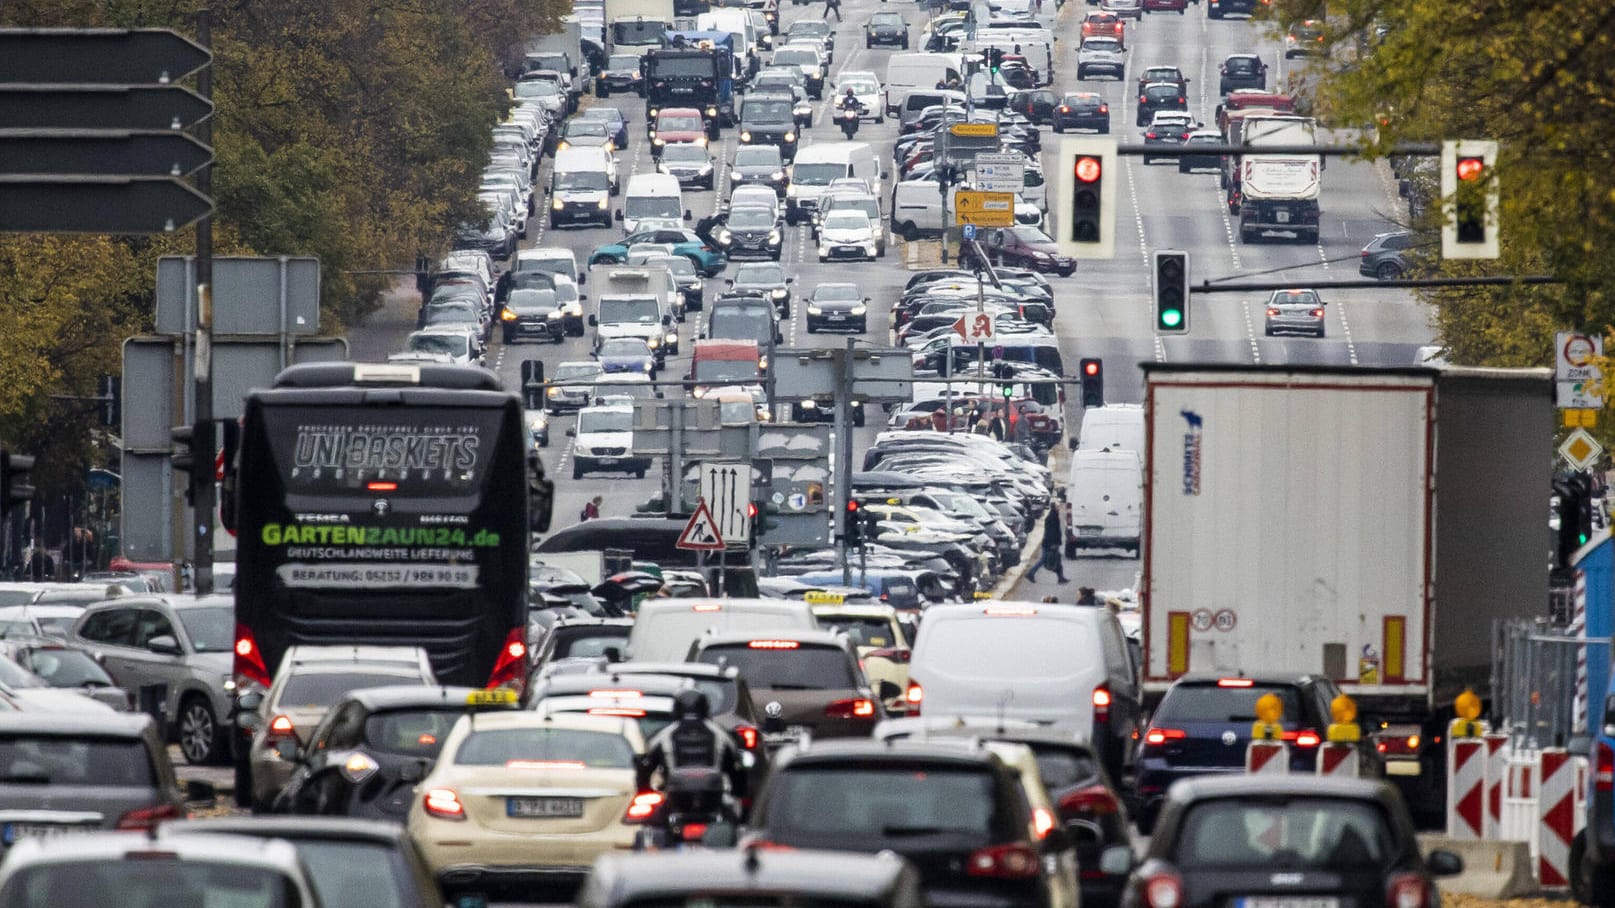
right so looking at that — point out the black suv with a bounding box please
[1053,92,1110,133]
[1218,54,1268,94]
[1136,81,1190,126]
[739,94,799,160]
[747,739,1075,907]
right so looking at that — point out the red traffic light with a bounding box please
[1455,156,1485,181]
[1074,156,1102,183]
[847,500,859,512]
[747,502,759,518]
[1083,361,1101,376]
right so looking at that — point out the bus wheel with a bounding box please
[179,694,224,765]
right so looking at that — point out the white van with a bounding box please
[1078,403,1144,453]
[697,10,760,73]
[1062,448,1142,556]
[618,172,688,233]
[907,602,1142,778]
[549,146,618,229]
[786,141,883,225]
[884,53,964,116]
[626,598,818,662]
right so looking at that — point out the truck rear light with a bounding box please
[233,624,271,690]
[116,802,183,830]
[1597,741,1613,793]
[1093,684,1112,722]
[1059,783,1120,816]
[1141,869,1184,908]
[966,843,1040,879]
[1144,728,1185,747]
[423,788,466,820]
[486,627,528,695]
[1386,872,1432,908]
[826,698,875,719]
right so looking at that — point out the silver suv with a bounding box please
[70,594,236,764]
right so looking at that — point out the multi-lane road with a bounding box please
[348,0,1434,600]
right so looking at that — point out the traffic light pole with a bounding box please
[191,9,215,596]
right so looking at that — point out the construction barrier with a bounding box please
[1501,752,1538,844]
[1447,735,1487,839]
[1316,742,1358,777]
[1484,733,1509,839]
[1246,739,1288,775]
[1537,748,1573,889]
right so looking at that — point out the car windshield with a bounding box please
[556,363,601,381]
[1226,57,1258,72]
[555,170,609,191]
[736,264,785,284]
[745,99,793,121]
[659,115,704,131]
[508,290,556,311]
[728,209,776,230]
[514,80,560,97]
[627,195,682,218]
[710,308,773,342]
[792,163,844,185]
[0,734,153,785]
[598,298,661,323]
[1147,85,1181,100]
[608,54,640,70]
[695,358,760,383]
[566,121,608,138]
[774,50,816,66]
[3,861,296,908]
[17,648,113,688]
[1027,743,1101,790]
[814,284,861,303]
[662,145,708,163]
[454,727,635,768]
[871,13,903,25]
[1085,39,1120,52]
[697,644,855,689]
[278,672,422,709]
[425,305,477,326]
[553,629,630,659]
[1008,226,1052,243]
[599,339,650,358]
[764,764,997,843]
[1271,290,1320,306]
[407,333,469,357]
[283,840,413,908]
[736,147,782,167]
[825,212,869,230]
[790,22,828,38]
[1176,798,1394,868]
[814,615,898,648]
[178,605,233,652]
[578,409,634,434]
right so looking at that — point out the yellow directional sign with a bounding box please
[954,190,1015,227]
[950,122,998,137]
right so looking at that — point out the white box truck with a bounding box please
[1235,115,1321,243]
[1140,364,1551,814]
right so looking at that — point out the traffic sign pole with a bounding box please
[192,10,216,595]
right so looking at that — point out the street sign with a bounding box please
[950,122,998,137]
[0,130,212,177]
[954,190,1015,227]
[0,176,210,233]
[0,85,213,130]
[0,29,212,84]
[1560,428,1604,471]
[952,311,996,342]
[961,224,977,241]
[156,256,322,336]
[1557,331,1602,381]
[973,152,1024,193]
[699,461,751,545]
[675,499,726,551]
[1557,380,1605,410]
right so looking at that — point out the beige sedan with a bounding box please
[408,711,647,899]
[812,602,911,712]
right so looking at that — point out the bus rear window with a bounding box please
[260,407,505,496]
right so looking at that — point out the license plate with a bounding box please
[597,457,619,465]
[1078,525,1104,537]
[1238,900,1338,908]
[2,823,96,845]
[507,797,584,818]
[1277,211,1291,223]
[764,724,808,745]
[828,314,846,321]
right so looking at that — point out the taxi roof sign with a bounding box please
[803,590,844,604]
[467,689,519,706]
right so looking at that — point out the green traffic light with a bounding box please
[1581,532,1591,546]
[1160,309,1183,328]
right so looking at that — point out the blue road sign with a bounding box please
[962,224,977,240]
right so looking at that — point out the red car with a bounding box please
[1080,12,1125,48]
[650,107,708,158]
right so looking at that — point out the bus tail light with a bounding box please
[486,628,528,695]
[234,624,271,690]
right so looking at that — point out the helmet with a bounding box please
[674,687,711,720]
[845,87,855,96]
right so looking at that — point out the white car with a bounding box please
[401,327,485,367]
[1076,37,1126,81]
[817,209,879,262]
[834,71,885,123]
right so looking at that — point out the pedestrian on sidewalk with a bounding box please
[824,0,842,22]
[1024,509,1068,583]
[1075,586,1098,605]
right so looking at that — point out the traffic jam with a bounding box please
[0,0,1535,902]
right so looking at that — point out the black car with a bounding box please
[1113,776,1464,908]
[1052,92,1110,133]
[805,282,869,333]
[1359,230,1419,280]
[747,740,1077,908]
[739,94,799,160]
[1009,88,1060,125]
[713,205,784,261]
[500,287,564,343]
[272,685,520,819]
[707,291,783,346]
[1218,53,1268,94]
[1135,65,1189,95]
[864,11,908,48]
[597,53,644,97]
[1136,81,1189,126]
[730,144,790,197]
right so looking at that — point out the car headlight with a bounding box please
[500,308,517,322]
[771,170,785,180]
[716,228,732,244]
[558,140,571,151]
[565,302,583,316]
[706,107,717,117]
[597,197,609,209]
[758,355,770,370]
[528,416,547,431]
[691,278,703,291]
[768,229,782,243]
[787,185,798,198]
[740,130,752,142]
[800,399,818,409]
[770,288,787,299]
[851,304,867,316]
[646,336,661,349]
[546,310,563,320]
[807,304,823,315]
[552,197,564,210]
[695,135,708,147]
[642,360,655,371]
[812,68,823,79]
[784,131,797,142]
[547,386,562,398]
[665,331,678,344]
[699,163,714,174]
[653,136,665,145]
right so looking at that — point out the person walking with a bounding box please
[1024,509,1068,583]
[824,0,842,22]
[581,495,602,521]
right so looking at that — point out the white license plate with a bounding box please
[597,457,618,465]
[2,823,96,845]
[1239,899,1338,908]
[1078,525,1105,536]
[507,797,584,818]
[828,314,847,320]
[1276,211,1291,223]
[764,724,808,745]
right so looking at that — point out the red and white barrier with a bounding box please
[1246,740,1288,775]
[1316,742,1358,777]
[1446,736,1486,839]
[1484,733,1509,839]
[1538,748,1573,889]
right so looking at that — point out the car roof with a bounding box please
[1,830,306,872]
[587,848,918,901]
[80,593,230,613]
[779,737,1006,768]
[605,661,740,680]
[0,711,156,737]
[875,716,1097,750]
[538,673,703,696]
[1169,774,1396,803]
[342,685,509,712]
[167,816,411,846]
[697,628,850,650]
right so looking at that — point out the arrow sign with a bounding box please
[0,29,211,85]
[0,85,213,130]
[0,176,211,233]
[676,499,726,551]
[0,130,212,177]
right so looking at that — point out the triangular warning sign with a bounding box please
[676,500,726,551]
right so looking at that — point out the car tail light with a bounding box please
[1597,741,1614,793]
[1283,729,1322,748]
[116,802,183,830]
[233,624,271,690]
[1142,870,1184,908]
[1217,678,1255,687]
[865,647,910,663]
[1267,307,1281,316]
[1060,783,1121,816]
[1058,105,1070,113]
[1310,308,1325,317]
[679,822,709,841]
[423,788,466,820]
[736,725,760,750]
[1386,872,1433,908]
[486,627,528,695]
[906,681,923,713]
[966,843,1041,879]
[624,790,665,823]
[1144,728,1186,747]
[826,698,876,719]
[268,715,295,737]
[1092,684,1112,722]
[1146,132,1158,139]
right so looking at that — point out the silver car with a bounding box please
[1077,37,1126,81]
[1263,288,1327,337]
[70,594,237,764]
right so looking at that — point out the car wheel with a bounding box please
[178,695,224,765]
[572,463,583,480]
[504,330,517,345]
[598,84,610,98]
[1077,67,1086,79]
[866,39,872,48]
[807,323,817,334]
[234,754,253,810]
[1375,261,1402,280]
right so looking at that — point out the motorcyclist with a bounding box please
[837,87,863,137]
[636,687,746,810]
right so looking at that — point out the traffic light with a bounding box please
[846,499,867,548]
[170,422,207,506]
[1080,358,1104,408]
[1153,250,1190,334]
[1055,137,1117,259]
[1554,472,1595,567]
[0,450,34,518]
[1441,139,1499,259]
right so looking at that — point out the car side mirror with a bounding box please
[145,634,182,656]
[274,737,301,761]
[566,427,576,437]
[615,209,624,221]
[684,209,693,220]
[1426,849,1464,877]
[1099,844,1134,875]
[184,779,217,807]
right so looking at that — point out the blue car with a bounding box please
[596,337,658,377]
[590,228,726,276]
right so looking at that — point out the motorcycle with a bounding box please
[837,99,865,138]
[629,767,739,851]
